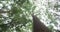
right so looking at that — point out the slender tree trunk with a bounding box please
[32,15,52,32]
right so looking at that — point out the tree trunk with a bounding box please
[32,15,52,32]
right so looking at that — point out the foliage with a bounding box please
[0,0,35,32]
[0,0,59,32]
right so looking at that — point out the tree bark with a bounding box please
[32,15,52,32]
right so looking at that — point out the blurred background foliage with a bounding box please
[0,0,35,32]
[0,0,60,32]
